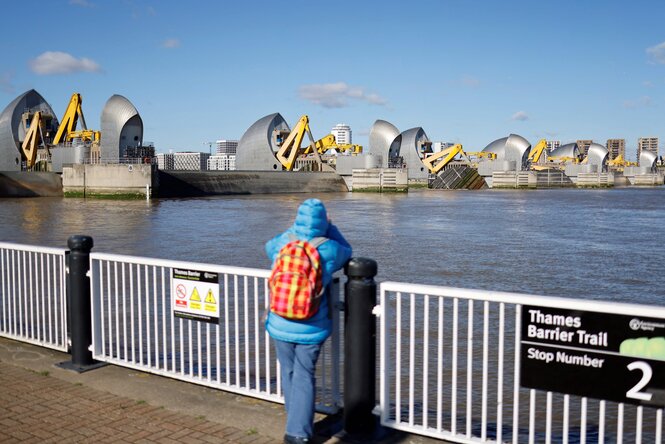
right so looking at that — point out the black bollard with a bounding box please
[343,257,378,437]
[58,235,105,372]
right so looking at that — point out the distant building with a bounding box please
[576,140,593,157]
[216,139,238,155]
[331,124,351,145]
[157,152,209,170]
[637,137,658,159]
[208,154,236,171]
[546,140,561,153]
[606,139,625,160]
[432,142,455,153]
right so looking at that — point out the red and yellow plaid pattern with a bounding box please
[269,240,323,320]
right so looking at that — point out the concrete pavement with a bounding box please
[0,337,442,443]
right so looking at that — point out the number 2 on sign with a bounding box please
[626,361,653,401]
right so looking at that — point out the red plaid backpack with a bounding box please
[269,234,328,320]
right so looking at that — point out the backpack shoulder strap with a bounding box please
[309,237,328,249]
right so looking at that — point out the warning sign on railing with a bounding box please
[172,267,220,324]
[520,305,665,407]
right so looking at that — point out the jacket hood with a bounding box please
[292,198,329,238]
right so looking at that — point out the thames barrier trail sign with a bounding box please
[172,268,220,324]
[520,305,665,407]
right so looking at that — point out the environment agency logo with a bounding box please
[630,318,665,331]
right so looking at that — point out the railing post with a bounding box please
[58,235,104,372]
[343,257,378,437]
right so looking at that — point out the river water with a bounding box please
[0,187,663,305]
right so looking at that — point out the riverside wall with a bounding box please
[1,166,349,198]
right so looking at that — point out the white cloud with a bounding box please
[0,71,15,94]
[69,0,94,7]
[511,111,529,121]
[646,42,665,64]
[642,80,654,88]
[623,96,653,109]
[29,51,101,75]
[162,38,181,48]
[298,82,387,108]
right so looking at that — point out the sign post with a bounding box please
[520,305,665,407]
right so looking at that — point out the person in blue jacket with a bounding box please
[265,199,352,444]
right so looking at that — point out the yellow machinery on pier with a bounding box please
[20,111,52,168]
[528,139,547,165]
[422,144,468,174]
[274,115,362,171]
[52,93,101,148]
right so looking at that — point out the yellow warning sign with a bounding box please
[205,289,216,304]
[190,287,201,302]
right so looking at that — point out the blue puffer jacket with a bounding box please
[265,199,352,344]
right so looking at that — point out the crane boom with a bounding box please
[422,144,466,174]
[52,93,84,145]
[528,139,547,164]
[21,112,45,168]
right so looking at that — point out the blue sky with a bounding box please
[1,0,664,159]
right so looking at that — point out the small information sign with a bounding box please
[520,305,665,407]
[171,267,220,324]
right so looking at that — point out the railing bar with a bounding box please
[481,301,489,441]
[512,305,522,444]
[466,299,473,437]
[422,294,429,429]
[253,276,260,392]
[408,292,415,427]
[380,286,389,426]
[22,251,26,337]
[12,251,17,337]
[38,253,44,342]
[497,302,505,443]
[546,392,552,444]
[563,394,569,444]
[656,409,662,444]
[234,275,240,388]
[197,321,201,378]
[130,263,135,363]
[188,320,193,376]
[599,400,605,444]
[145,265,151,367]
[581,397,587,444]
[171,268,177,372]
[436,296,443,432]
[636,405,643,444]
[179,317,184,375]
[395,291,402,424]
[161,267,166,372]
[206,322,211,382]
[114,262,120,359]
[138,264,144,365]
[106,261,112,358]
[122,264,128,362]
[1,250,6,333]
[224,274,230,385]
[60,254,66,348]
[28,252,34,339]
[153,265,159,369]
[100,260,107,357]
[529,390,535,444]
[244,275,249,389]
[263,279,272,394]
[452,297,458,435]
[617,403,624,444]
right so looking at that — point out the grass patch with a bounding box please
[247,428,258,435]
[136,400,146,405]
[64,191,147,199]
[38,370,49,377]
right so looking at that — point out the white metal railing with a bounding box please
[379,282,665,443]
[0,242,68,351]
[89,252,341,414]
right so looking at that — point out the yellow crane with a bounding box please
[274,115,362,170]
[52,93,101,147]
[421,144,468,174]
[20,111,46,168]
[528,139,547,164]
